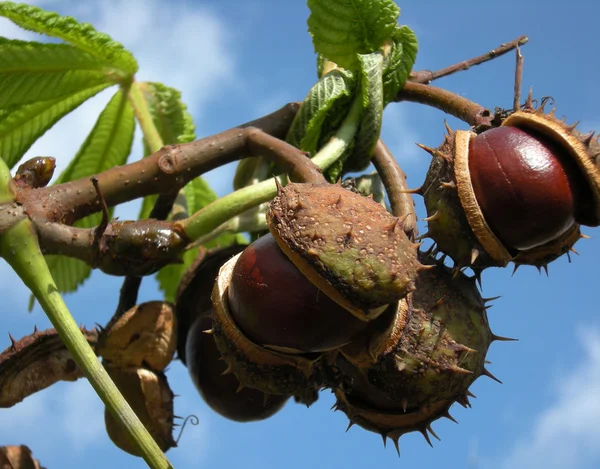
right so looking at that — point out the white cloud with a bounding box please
[485,327,600,469]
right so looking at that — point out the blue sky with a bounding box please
[1,1,599,468]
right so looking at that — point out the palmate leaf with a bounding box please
[46,89,135,293]
[156,176,246,303]
[0,1,137,76]
[0,83,111,168]
[307,0,400,70]
[0,40,124,108]
[137,82,196,220]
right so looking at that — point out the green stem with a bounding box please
[0,219,174,469]
[128,81,164,153]
[177,95,363,240]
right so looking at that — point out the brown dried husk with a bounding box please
[104,365,176,456]
[97,301,176,372]
[211,254,325,405]
[0,327,97,408]
[0,445,45,469]
[267,182,422,321]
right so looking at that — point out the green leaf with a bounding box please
[382,25,418,106]
[47,89,135,293]
[155,176,246,302]
[307,0,400,69]
[0,2,137,76]
[343,52,384,174]
[55,88,135,184]
[0,83,111,168]
[139,82,196,146]
[0,41,119,107]
[286,69,356,153]
[137,82,196,220]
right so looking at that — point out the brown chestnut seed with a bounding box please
[186,314,288,422]
[212,254,323,404]
[228,233,368,353]
[175,245,246,364]
[502,110,600,226]
[469,126,580,251]
[267,182,422,321]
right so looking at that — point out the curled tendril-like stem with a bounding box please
[175,414,200,445]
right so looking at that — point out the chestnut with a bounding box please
[468,126,583,250]
[227,233,368,353]
[185,314,288,422]
[420,108,599,269]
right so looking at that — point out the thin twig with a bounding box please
[90,177,109,267]
[371,140,418,240]
[513,46,524,111]
[410,35,529,84]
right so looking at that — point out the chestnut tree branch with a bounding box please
[371,139,418,240]
[409,35,529,84]
[18,103,301,225]
[396,81,494,129]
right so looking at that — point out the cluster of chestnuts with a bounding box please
[173,101,599,454]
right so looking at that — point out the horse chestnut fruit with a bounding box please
[420,107,599,269]
[227,233,368,353]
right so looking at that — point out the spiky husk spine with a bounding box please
[333,391,453,454]
[211,254,325,405]
[267,182,422,321]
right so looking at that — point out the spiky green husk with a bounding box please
[334,390,454,454]
[366,260,493,409]
[267,182,421,321]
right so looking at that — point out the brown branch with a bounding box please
[396,81,494,129]
[0,326,98,408]
[19,102,301,226]
[115,188,181,320]
[513,46,524,112]
[371,139,418,240]
[410,35,529,84]
[25,107,329,277]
